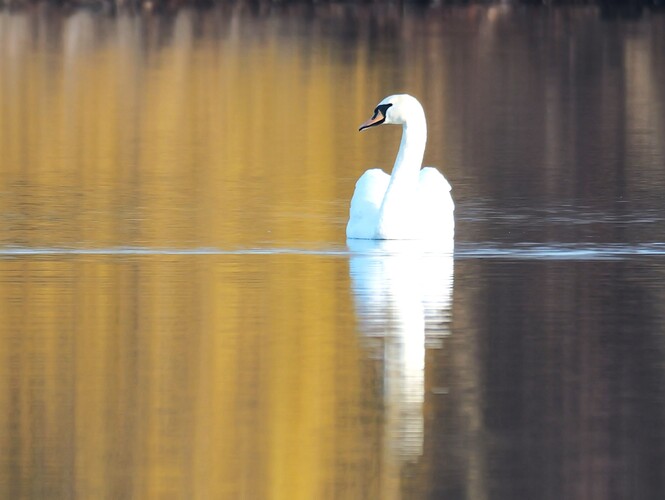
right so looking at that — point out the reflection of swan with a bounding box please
[347,94,455,241]
[349,239,454,470]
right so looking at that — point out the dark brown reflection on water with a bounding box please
[443,258,665,500]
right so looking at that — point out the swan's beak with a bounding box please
[359,112,385,132]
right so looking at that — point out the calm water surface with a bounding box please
[1,4,665,499]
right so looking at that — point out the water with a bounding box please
[1,3,665,499]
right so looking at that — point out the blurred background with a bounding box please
[1,2,665,499]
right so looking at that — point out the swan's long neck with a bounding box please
[390,118,427,183]
[376,113,427,237]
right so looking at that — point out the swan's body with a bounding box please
[346,94,454,240]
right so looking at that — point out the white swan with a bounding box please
[346,94,455,240]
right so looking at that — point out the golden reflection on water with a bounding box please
[0,256,385,499]
[0,7,408,249]
[0,250,461,499]
[5,0,518,251]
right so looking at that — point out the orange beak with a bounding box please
[359,112,385,131]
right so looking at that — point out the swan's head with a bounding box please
[358,94,424,131]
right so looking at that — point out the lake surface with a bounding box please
[1,3,665,499]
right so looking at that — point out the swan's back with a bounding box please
[347,167,454,240]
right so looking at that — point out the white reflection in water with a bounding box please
[349,239,453,468]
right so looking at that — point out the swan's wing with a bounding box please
[418,167,455,239]
[420,167,452,193]
[347,168,390,239]
[419,167,454,210]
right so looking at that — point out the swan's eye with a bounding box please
[372,103,393,120]
[376,103,392,118]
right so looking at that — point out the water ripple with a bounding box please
[2,243,665,261]
[455,242,665,260]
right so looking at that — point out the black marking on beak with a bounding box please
[359,103,393,131]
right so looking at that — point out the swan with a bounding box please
[346,94,454,240]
